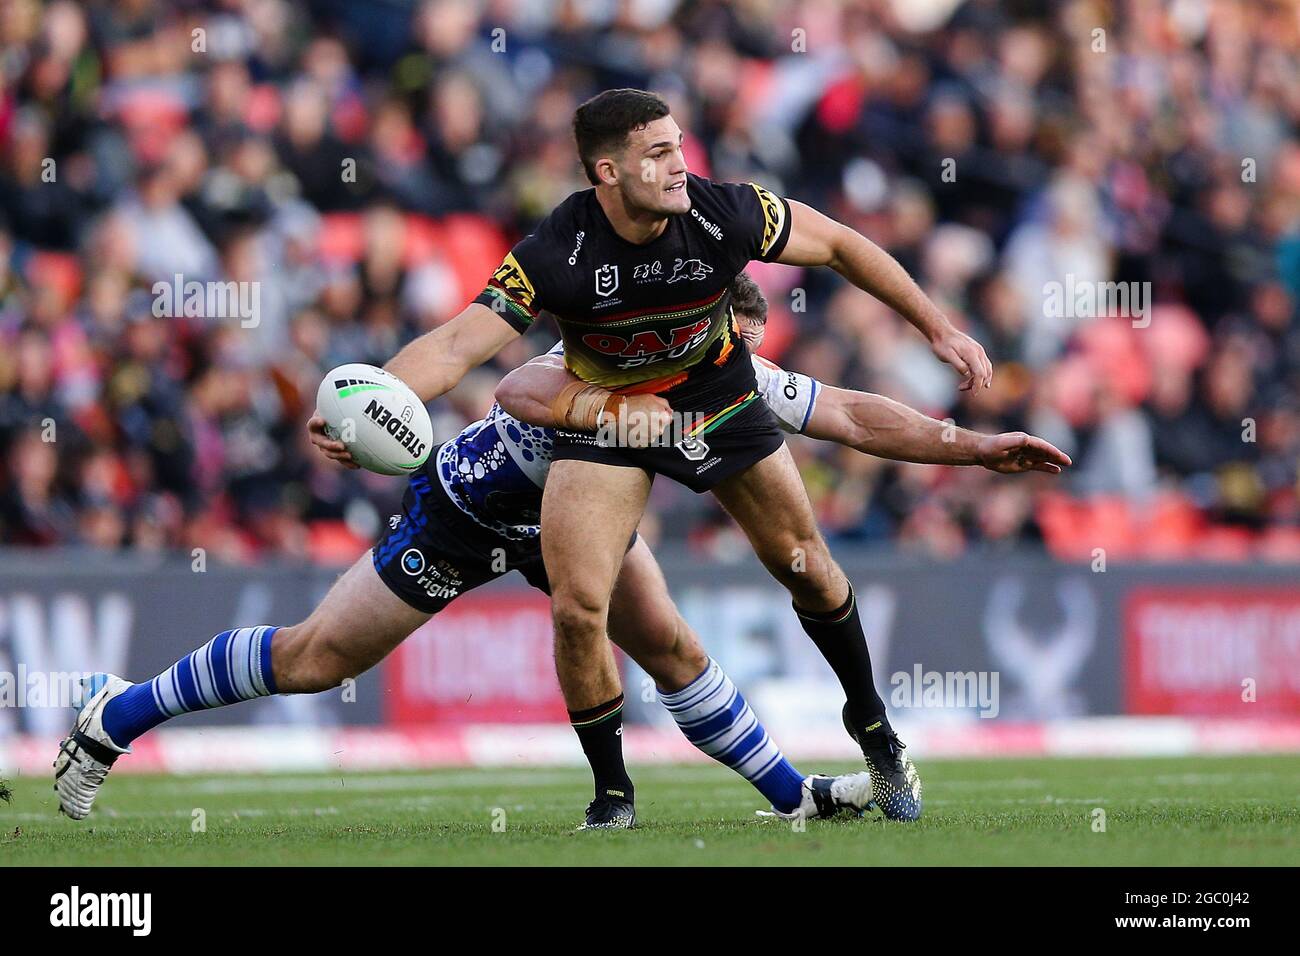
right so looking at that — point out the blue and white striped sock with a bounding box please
[101,626,280,748]
[658,658,806,814]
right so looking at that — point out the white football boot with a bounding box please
[53,674,132,819]
[760,771,876,821]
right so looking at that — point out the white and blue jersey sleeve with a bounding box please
[432,341,579,540]
[750,355,819,434]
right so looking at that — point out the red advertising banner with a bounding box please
[384,591,568,725]
[1125,587,1300,715]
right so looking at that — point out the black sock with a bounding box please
[795,584,888,731]
[569,693,634,803]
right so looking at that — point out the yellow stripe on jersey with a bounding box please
[749,183,787,258]
[489,252,537,313]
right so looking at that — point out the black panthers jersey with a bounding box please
[474,173,792,391]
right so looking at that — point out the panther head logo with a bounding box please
[667,258,714,284]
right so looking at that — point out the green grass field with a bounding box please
[2,754,1297,866]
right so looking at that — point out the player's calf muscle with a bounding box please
[271,623,357,693]
[623,615,707,691]
[609,589,701,685]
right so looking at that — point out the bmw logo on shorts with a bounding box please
[401,548,426,576]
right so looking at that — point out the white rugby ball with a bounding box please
[316,364,433,476]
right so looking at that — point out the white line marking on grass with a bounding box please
[126,765,741,796]
[3,806,343,823]
[923,795,1287,808]
[1148,772,1286,786]
[933,778,1047,790]
[139,770,587,796]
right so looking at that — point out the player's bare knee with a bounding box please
[762,536,843,603]
[774,535,826,580]
[760,535,821,580]
[551,588,608,645]
[792,565,850,613]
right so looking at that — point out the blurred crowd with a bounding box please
[1,0,1298,564]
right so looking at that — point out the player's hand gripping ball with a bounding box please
[315,364,433,476]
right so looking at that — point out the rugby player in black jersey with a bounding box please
[309,89,994,822]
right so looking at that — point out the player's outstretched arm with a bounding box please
[777,201,993,392]
[385,302,521,402]
[495,354,672,445]
[805,384,1071,474]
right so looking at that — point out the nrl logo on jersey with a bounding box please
[667,258,714,283]
[595,263,619,297]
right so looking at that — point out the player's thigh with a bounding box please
[710,444,837,583]
[540,458,652,624]
[278,552,430,683]
[607,537,708,688]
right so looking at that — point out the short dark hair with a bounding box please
[573,88,671,185]
[730,272,768,324]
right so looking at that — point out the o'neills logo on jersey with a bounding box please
[582,317,712,367]
[568,230,585,266]
[690,207,723,240]
[363,398,428,460]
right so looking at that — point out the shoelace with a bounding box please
[885,735,909,773]
[861,732,908,775]
[58,741,108,787]
[80,760,110,788]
